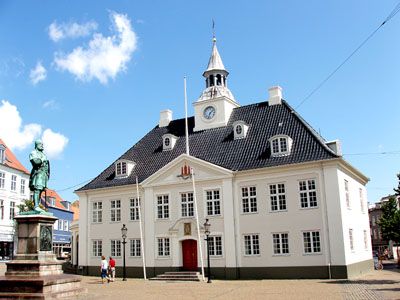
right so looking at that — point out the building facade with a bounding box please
[0,139,30,260]
[76,38,372,279]
[42,189,74,258]
[369,194,400,257]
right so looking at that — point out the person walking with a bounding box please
[109,256,116,282]
[100,255,108,283]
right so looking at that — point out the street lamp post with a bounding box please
[203,219,211,283]
[121,224,128,281]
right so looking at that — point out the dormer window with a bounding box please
[233,121,249,140]
[116,161,127,176]
[162,134,178,151]
[47,196,56,207]
[0,145,5,164]
[115,159,135,178]
[269,135,293,156]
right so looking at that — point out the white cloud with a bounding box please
[0,100,42,150]
[42,99,59,110]
[49,20,98,42]
[0,100,68,158]
[54,12,137,84]
[30,61,47,85]
[41,129,69,159]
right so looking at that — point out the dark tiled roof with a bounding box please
[77,100,338,191]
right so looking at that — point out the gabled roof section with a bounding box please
[77,100,339,192]
[41,189,71,212]
[0,138,29,175]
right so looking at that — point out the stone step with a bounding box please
[0,292,45,299]
[150,271,202,282]
[163,272,199,275]
[150,277,201,282]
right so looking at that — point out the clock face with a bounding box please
[203,106,216,120]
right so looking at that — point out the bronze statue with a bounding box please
[29,140,50,211]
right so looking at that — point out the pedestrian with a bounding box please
[109,256,116,282]
[100,255,108,283]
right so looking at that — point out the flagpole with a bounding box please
[136,176,147,280]
[184,77,205,281]
[184,77,190,155]
[191,168,205,281]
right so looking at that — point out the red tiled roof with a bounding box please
[41,189,70,211]
[0,138,30,174]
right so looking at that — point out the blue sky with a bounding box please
[0,1,399,204]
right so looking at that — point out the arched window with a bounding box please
[269,135,293,156]
[216,74,222,86]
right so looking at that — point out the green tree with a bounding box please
[378,173,400,266]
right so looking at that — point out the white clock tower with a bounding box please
[193,37,240,132]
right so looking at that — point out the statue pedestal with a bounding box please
[0,214,86,299]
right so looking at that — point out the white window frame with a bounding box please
[181,192,194,217]
[110,200,121,222]
[359,188,365,213]
[0,146,4,164]
[92,240,102,257]
[272,232,289,255]
[130,198,140,221]
[111,239,122,257]
[0,172,4,189]
[130,239,141,257]
[20,179,26,195]
[157,237,170,257]
[233,121,249,140]
[0,199,4,220]
[363,230,368,250]
[243,234,260,256]
[269,183,287,212]
[58,219,63,231]
[53,220,58,230]
[48,197,56,207]
[92,201,103,223]
[205,189,221,216]
[116,161,127,177]
[156,194,169,219]
[209,236,223,257]
[241,186,258,213]
[11,175,17,192]
[344,179,350,209]
[303,230,321,254]
[63,220,68,231]
[349,229,354,251]
[269,135,293,156]
[9,201,15,219]
[299,179,318,209]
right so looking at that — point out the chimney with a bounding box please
[159,109,172,127]
[268,86,283,105]
[326,140,342,156]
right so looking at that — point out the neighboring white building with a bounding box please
[0,139,30,259]
[76,38,372,279]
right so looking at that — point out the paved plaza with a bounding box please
[1,262,400,299]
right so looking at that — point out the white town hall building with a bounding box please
[75,37,372,279]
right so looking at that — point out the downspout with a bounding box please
[85,191,89,276]
[321,164,332,279]
[231,171,240,279]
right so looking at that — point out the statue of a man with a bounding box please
[29,140,50,210]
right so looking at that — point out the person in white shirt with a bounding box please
[100,255,109,283]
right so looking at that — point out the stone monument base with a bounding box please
[0,214,85,299]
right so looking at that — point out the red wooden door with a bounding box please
[182,239,197,271]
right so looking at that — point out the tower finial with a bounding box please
[212,19,216,43]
